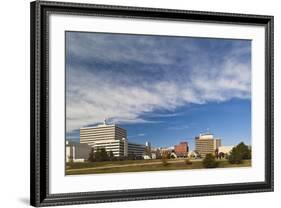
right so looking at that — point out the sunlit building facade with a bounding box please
[80,121,128,157]
[80,121,147,158]
[174,141,189,157]
[195,133,221,157]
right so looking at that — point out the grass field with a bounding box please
[66,159,251,175]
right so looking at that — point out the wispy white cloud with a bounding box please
[66,33,251,133]
[128,133,146,138]
[167,125,190,130]
[146,112,183,118]
[67,32,198,66]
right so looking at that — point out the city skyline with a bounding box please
[66,100,251,150]
[66,31,251,150]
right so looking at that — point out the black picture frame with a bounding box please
[30,0,274,207]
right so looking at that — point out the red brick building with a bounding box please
[174,141,189,157]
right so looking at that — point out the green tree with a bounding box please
[215,148,219,159]
[203,153,218,168]
[108,151,115,161]
[88,148,95,162]
[228,148,243,164]
[218,152,225,159]
[228,142,251,164]
[170,154,176,159]
[128,153,136,160]
[161,151,170,166]
[236,142,251,159]
[94,147,109,162]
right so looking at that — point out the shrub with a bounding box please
[218,152,225,159]
[184,159,192,165]
[161,158,169,166]
[88,148,95,162]
[228,142,251,164]
[225,153,229,159]
[93,147,109,162]
[68,156,74,163]
[127,154,136,160]
[170,154,176,159]
[161,151,170,166]
[228,148,243,164]
[203,154,218,168]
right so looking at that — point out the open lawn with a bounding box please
[66,159,251,175]
[66,159,162,169]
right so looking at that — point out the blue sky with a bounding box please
[65,31,251,150]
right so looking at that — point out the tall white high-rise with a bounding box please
[80,122,127,157]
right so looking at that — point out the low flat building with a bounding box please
[66,140,91,162]
[188,151,200,159]
[87,138,127,158]
[151,153,157,159]
[128,142,146,158]
[218,146,234,155]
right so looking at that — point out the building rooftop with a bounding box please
[128,142,146,146]
[87,139,122,145]
[80,124,115,130]
[66,140,90,147]
[200,132,213,136]
[196,131,216,139]
[79,119,129,130]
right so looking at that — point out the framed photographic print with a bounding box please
[30,0,274,207]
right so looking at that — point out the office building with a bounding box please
[87,138,128,158]
[174,141,189,157]
[195,133,221,157]
[80,121,128,157]
[128,142,146,158]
